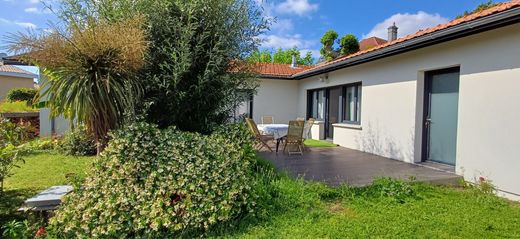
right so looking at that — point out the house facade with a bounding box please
[0,64,37,100]
[250,1,520,200]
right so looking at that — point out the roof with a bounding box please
[359,37,388,51]
[0,65,37,78]
[260,0,520,79]
[254,62,313,78]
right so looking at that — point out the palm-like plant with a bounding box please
[6,16,147,154]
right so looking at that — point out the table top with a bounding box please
[257,124,288,139]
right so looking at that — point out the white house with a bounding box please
[249,1,520,200]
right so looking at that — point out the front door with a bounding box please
[326,87,342,139]
[424,68,460,165]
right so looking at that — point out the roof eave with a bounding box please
[0,71,38,79]
[293,7,520,79]
[258,74,295,80]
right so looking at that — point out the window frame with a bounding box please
[306,82,362,124]
[341,83,362,124]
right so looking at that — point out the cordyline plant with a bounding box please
[6,15,147,154]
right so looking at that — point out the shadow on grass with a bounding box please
[0,188,39,226]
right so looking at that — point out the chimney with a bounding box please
[387,22,398,41]
[290,54,297,68]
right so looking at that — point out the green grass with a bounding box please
[1,151,95,226]
[2,151,520,238]
[304,139,337,147]
[205,157,520,238]
[0,101,38,113]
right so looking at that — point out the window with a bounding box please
[307,83,362,124]
[311,90,325,120]
[343,84,361,124]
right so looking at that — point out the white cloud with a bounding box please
[275,0,318,16]
[364,11,449,40]
[259,34,314,50]
[300,48,320,61]
[24,7,51,14]
[24,7,39,13]
[0,18,37,29]
[270,18,294,32]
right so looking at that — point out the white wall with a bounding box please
[252,78,300,124]
[293,23,520,200]
[38,75,70,136]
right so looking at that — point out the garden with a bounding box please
[1,122,520,238]
[1,0,519,238]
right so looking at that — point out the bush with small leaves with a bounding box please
[6,88,37,104]
[58,126,96,156]
[49,122,255,237]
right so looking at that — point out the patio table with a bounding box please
[257,123,288,152]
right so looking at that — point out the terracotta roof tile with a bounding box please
[254,62,313,78]
[295,0,520,77]
[359,37,387,51]
[0,65,35,76]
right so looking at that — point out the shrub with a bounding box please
[6,88,37,104]
[0,118,29,193]
[0,118,24,147]
[50,122,255,237]
[58,126,96,156]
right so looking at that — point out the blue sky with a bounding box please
[0,0,501,60]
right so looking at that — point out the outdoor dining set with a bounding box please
[245,116,315,155]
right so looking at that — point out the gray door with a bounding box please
[425,68,460,165]
[326,87,342,139]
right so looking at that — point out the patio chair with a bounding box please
[296,117,305,121]
[283,120,305,155]
[302,118,315,151]
[261,116,274,124]
[246,118,274,152]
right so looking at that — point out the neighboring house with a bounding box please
[359,36,388,51]
[251,1,520,200]
[0,64,37,100]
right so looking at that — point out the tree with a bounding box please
[248,47,314,65]
[248,49,272,63]
[143,0,268,133]
[320,30,339,61]
[339,34,360,56]
[457,1,498,19]
[7,12,147,154]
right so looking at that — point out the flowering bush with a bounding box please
[50,122,255,237]
[58,126,96,156]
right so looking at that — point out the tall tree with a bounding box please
[6,12,147,154]
[320,30,339,61]
[248,47,314,65]
[248,49,273,63]
[339,34,360,56]
[144,0,268,133]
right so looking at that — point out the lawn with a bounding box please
[0,151,95,226]
[205,158,520,238]
[2,152,520,238]
[304,139,337,147]
[0,101,38,113]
